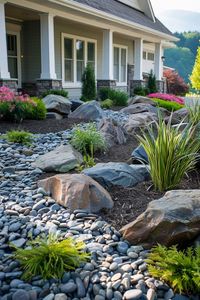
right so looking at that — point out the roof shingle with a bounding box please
[73,0,173,37]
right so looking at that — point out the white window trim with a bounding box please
[6,30,22,88]
[143,49,155,62]
[61,33,97,88]
[113,44,128,86]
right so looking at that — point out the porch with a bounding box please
[0,0,165,98]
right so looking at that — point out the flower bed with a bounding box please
[148,92,185,105]
[0,86,46,122]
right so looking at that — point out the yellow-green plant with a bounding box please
[146,244,200,295]
[137,115,200,191]
[100,99,113,109]
[3,130,33,145]
[14,234,90,281]
[186,101,200,125]
[71,123,106,156]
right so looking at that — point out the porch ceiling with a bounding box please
[5,3,39,21]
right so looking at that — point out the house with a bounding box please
[0,0,177,98]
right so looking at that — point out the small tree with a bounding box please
[81,63,96,101]
[147,70,157,93]
[164,69,189,96]
[190,46,200,91]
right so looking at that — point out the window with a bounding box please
[7,34,18,79]
[143,51,146,60]
[113,46,127,83]
[62,34,96,85]
[147,52,155,61]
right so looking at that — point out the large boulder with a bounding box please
[69,99,84,112]
[42,95,71,115]
[37,174,113,213]
[98,118,126,148]
[32,145,83,172]
[120,190,200,248]
[120,103,158,115]
[123,112,157,135]
[83,162,149,188]
[128,96,156,106]
[170,108,189,124]
[69,100,104,121]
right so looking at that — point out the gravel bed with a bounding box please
[0,122,189,300]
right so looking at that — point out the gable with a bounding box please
[118,0,155,22]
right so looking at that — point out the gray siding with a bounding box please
[22,21,41,83]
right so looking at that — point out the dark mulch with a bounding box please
[100,169,200,230]
[0,118,86,134]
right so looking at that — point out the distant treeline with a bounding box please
[164,31,200,83]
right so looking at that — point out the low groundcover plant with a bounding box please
[13,234,90,281]
[146,244,200,295]
[3,130,33,145]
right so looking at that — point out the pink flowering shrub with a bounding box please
[0,86,45,122]
[148,93,185,105]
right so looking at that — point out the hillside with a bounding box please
[164,31,200,83]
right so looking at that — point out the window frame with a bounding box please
[113,44,128,86]
[62,33,97,88]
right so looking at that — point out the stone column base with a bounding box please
[36,79,62,96]
[130,80,145,96]
[97,80,116,90]
[0,79,18,91]
[156,80,165,93]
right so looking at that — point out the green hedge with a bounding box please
[99,87,128,106]
[151,98,184,111]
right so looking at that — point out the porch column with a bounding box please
[154,43,163,80]
[40,13,57,79]
[0,0,10,79]
[134,38,143,80]
[97,29,115,92]
[102,29,113,80]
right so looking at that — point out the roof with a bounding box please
[73,0,174,38]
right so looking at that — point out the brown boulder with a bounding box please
[128,96,156,106]
[123,112,157,135]
[120,190,200,248]
[38,174,113,213]
[98,118,126,148]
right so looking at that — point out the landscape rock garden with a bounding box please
[0,87,200,300]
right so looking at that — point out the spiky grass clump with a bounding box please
[137,115,200,191]
[14,234,90,281]
[187,101,200,125]
[146,244,200,295]
[3,130,33,145]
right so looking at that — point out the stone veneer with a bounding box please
[0,79,18,91]
[36,79,62,96]
[129,80,145,96]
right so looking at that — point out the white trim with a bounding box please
[61,33,97,88]
[6,30,22,87]
[0,1,10,79]
[113,43,128,85]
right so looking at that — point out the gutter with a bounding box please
[48,0,178,42]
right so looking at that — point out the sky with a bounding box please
[150,0,200,31]
[150,0,200,14]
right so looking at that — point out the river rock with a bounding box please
[83,162,149,188]
[69,100,104,121]
[38,174,113,213]
[121,190,200,247]
[42,95,71,115]
[32,144,83,173]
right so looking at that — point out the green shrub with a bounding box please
[3,130,33,145]
[137,115,200,191]
[71,123,106,156]
[147,69,157,93]
[42,89,68,98]
[152,98,184,111]
[14,234,89,280]
[99,88,128,106]
[81,63,96,102]
[100,99,113,109]
[186,101,200,125]
[146,244,200,295]
[26,97,47,120]
[133,86,149,96]
[0,101,33,122]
